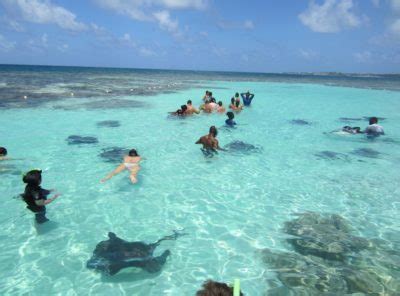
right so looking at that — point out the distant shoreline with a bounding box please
[0,63,398,76]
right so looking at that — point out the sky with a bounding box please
[0,0,400,73]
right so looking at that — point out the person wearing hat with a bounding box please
[21,169,60,224]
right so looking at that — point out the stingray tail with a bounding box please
[152,230,187,247]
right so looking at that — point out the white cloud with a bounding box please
[390,0,400,12]
[58,43,69,52]
[0,16,25,32]
[244,20,254,29]
[299,49,319,60]
[139,46,156,56]
[299,0,363,33]
[0,34,16,51]
[217,20,255,30]
[41,33,48,47]
[390,18,400,35]
[354,51,372,63]
[93,0,206,36]
[120,33,137,47]
[199,31,208,37]
[153,10,180,35]
[371,0,380,7]
[1,0,87,31]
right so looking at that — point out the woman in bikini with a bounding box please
[101,149,141,184]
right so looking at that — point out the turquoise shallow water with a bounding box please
[1,76,400,294]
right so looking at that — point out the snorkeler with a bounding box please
[217,101,226,113]
[225,112,236,127]
[365,117,384,136]
[21,169,60,224]
[195,126,224,151]
[101,149,141,184]
[0,147,8,160]
[186,100,200,114]
[241,91,255,106]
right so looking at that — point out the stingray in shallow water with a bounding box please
[87,231,184,275]
[314,150,349,161]
[66,135,98,145]
[223,140,262,154]
[290,119,312,125]
[99,147,129,163]
[351,148,381,158]
[97,120,121,128]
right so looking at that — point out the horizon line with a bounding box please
[0,62,399,76]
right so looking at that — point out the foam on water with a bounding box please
[1,71,400,295]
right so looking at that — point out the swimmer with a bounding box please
[234,100,243,112]
[195,126,225,151]
[217,101,226,113]
[186,100,200,114]
[342,126,362,134]
[170,105,188,116]
[241,91,254,106]
[225,111,236,127]
[21,169,60,224]
[365,117,384,136]
[202,90,211,102]
[234,92,241,104]
[196,280,244,296]
[101,149,141,184]
[0,147,8,160]
[229,97,236,110]
[203,100,213,113]
[209,97,218,111]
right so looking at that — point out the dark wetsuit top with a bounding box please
[22,185,50,212]
[225,119,237,127]
[241,93,254,106]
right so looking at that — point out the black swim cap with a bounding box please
[129,149,138,157]
[23,169,42,186]
[0,147,7,156]
[187,100,192,105]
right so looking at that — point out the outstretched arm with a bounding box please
[101,163,126,182]
[35,193,61,206]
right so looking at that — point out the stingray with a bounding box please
[223,140,262,154]
[87,231,184,275]
[97,120,121,128]
[314,150,349,161]
[66,135,98,145]
[99,147,129,163]
[338,117,363,122]
[351,148,381,158]
[290,119,312,125]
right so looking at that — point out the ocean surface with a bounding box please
[0,65,399,295]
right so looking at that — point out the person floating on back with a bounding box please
[365,117,384,136]
[225,111,236,127]
[21,169,60,224]
[241,91,254,106]
[195,126,225,152]
[0,147,8,160]
[101,149,142,184]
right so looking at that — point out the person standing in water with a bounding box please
[195,126,224,151]
[225,111,236,127]
[101,149,142,184]
[217,101,226,113]
[241,91,255,106]
[186,100,200,114]
[365,117,384,136]
[21,169,60,224]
